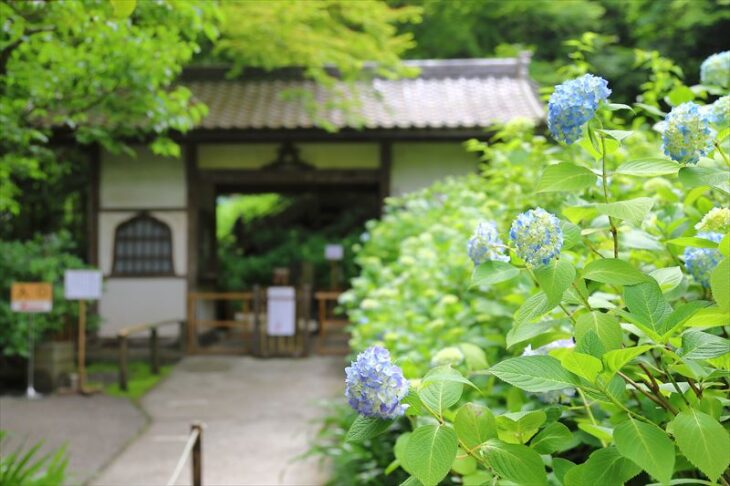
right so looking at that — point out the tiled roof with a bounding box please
[183,55,544,131]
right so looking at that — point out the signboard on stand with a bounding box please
[64,269,102,395]
[64,270,102,300]
[266,287,296,337]
[10,282,52,399]
[11,283,53,313]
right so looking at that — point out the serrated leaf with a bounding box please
[603,345,653,374]
[679,166,730,194]
[555,349,603,382]
[583,258,649,285]
[515,292,551,324]
[419,369,464,417]
[624,280,672,335]
[680,331,730,359]
[616,158,680,177]
[598,129,634,142]
[606,103,634,113]
[575,312,622,351]
[530,422,572,454]
[423,366,478,390]
[661,301,712,339]
[649,266,683,293]
[496,410,546,444]
[537,163,597,193]
[563,447,642,486]
[614,417,675,484]
[506,319,568,349]
[403,425,458,486]
[711,257,729,311]
[672,409,730,482]
[111,0,136,18]
[480,439,547,486]
[346,415,392,442]
[594,197,654,226]
[666,236,721,248]
[683,306,730,328]
[489,355,579,392]
[534,259,576,305]
[454,403,497,450]
[472,261,520,286]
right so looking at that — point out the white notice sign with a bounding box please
[64,270,102,300]
[266,287,296,336]
[325,244,344,261]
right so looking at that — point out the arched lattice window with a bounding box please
[112,214,174,275]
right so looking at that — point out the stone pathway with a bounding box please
[0,394,146,485]
[93,355,343,486]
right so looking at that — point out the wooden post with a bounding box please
[119,334,128,392]
[187,294,196,353]
[179,320,186,354]
[150,327,159,375]
[253,285,262,357]
[78,299,87,392]
[191,422,203,486]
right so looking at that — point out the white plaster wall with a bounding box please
[198,143,379,169]
[390,142,478,196]
[98,278,186,337]
[100,146,186,208]
[98,211,187,276]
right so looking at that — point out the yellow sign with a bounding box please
[11,282,53,313]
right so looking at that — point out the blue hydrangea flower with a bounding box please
[683,232,723,288]
[547,74,611,144]
[345,346,409,419]
[660,102,716,164]
[701,95,729,125]
[467,220,509,265]
[700,51,730,88]
[509,208,563,267]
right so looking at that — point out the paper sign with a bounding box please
[325,244,344,261]
[11,283,53,313]
[64,270,102,300]
[266,287,296,336]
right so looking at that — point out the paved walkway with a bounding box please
[94,355,343,486]
[0,393,146,485]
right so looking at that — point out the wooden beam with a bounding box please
[87,144,100,266]
[185,143,199,291]
[200,169,380,187]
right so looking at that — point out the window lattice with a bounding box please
[112,214,174,275]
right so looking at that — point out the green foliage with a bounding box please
[0,233,95,357]
[339,48,730,485]
[86,361,173,401]
[0,431,68,486]
[0,0,219,214]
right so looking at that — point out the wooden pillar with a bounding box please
[379,141,392,214]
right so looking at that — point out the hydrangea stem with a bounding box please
[599,131,619,258]
[714,141,730,168]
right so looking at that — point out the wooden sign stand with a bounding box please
[77,299,99,395]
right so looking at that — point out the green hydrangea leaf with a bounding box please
[613,417,675,484]
[346,415,392,442]
[480,439,547,486]
[402,425,458,486]
[672,409,730,482]
[489,355,580,392]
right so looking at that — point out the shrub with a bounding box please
[342,54,730,486]
[0,232,95,357]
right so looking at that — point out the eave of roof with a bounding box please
[181,54,545,132]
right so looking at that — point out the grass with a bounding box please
[86,361,173,400]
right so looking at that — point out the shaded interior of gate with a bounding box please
[187,166,381,355]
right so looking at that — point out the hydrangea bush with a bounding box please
[343,53,730,486]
